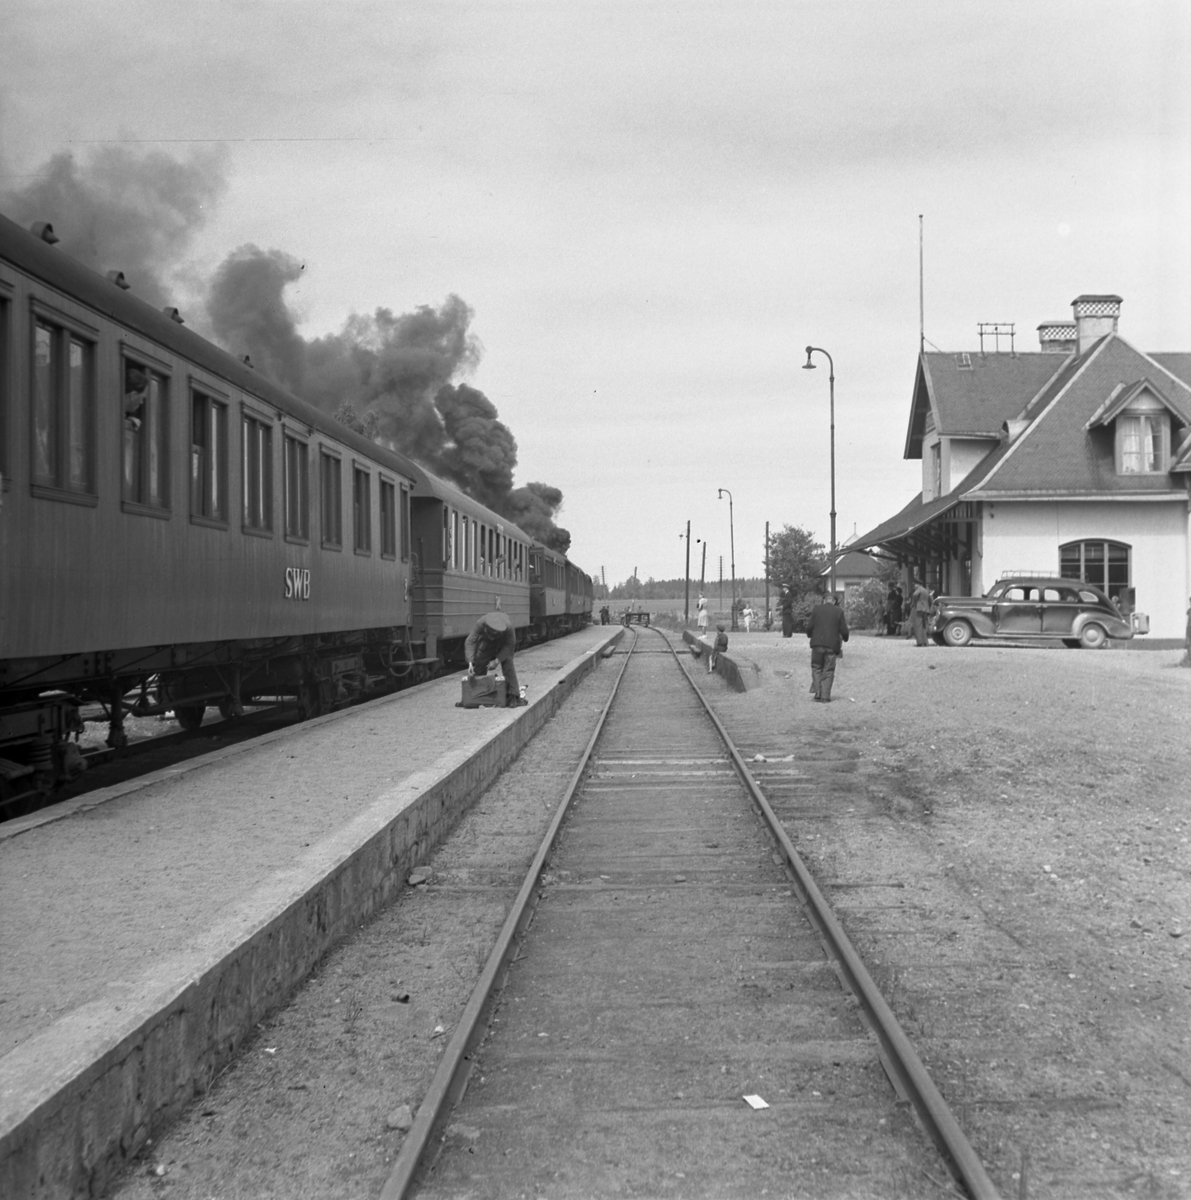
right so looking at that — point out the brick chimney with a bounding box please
[1071,294,1122,355]
[1036,320,1077,353]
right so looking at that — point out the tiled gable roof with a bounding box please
[962,336,1191,496]
[905,351,1067,457]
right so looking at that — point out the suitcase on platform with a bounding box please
[458,675,507,708]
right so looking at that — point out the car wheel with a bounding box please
[1079,622,1107,649]
[942,619,972,647]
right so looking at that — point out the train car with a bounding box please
[0,212,425,801]
[528,542,567,641]
[409,472,532,666]
[566,560,594,626]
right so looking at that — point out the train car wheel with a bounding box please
[217,697,240,720]
[174,705,205,731]
[297,679,323,721]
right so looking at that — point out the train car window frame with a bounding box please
[319,448,343,550]
[379,476,397,559]
[120,347,171,518]
[190,382,229,528]
[452,509,461,570]
[352,462,372,555]
[241,405,274,537]
[400,483,411,563]
[30,301,99,507]
[283,432,310,544]
[0,281,11,488]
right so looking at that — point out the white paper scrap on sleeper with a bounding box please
[742,1094,769,1109]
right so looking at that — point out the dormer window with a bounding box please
[1116,400,1169,474]
[1087,380,1181,476]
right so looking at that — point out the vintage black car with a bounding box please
[931,576,1137,648]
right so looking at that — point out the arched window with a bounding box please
[1059,540,1130,601]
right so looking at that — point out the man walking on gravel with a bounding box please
[806,591,849,702]
[910,578,934,646]
[465,610,527,707]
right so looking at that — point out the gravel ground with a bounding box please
[692,630,1191,1198]
[99,631,1191,1197]
[107,651,623,1200]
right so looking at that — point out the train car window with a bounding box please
[379,479,396,558]
[32,318,96,499]
[0,293,9,481]
[400,485,410,563]
[353,467,371,553]
[122,359,170,512]
[242,413,273,534]
[319,451,342,548]
[479,523,487,574]
[463,515,472,572]
[190,389,227,524]
[441,505,450,567]
[283,435,309,540]
[452,510,460,569]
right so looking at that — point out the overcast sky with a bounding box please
[3,0,1189,588]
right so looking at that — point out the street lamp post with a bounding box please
[802,346,837,599]
[718,488,736,631]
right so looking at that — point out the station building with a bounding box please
[852,296,1191,641]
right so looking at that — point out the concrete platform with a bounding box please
[0,625,622,1200]
[682,629,761,691]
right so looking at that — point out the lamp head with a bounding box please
[802,345,816,370]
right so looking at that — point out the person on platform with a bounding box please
[465,609,527,707]
[697,594,709,636]
[886,585,903,636]
[742,605,755,633]
[806,590,849,702]
[910,579,934,646]
[780,585,795,638]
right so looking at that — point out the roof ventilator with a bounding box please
[162,307,185,325]
[106,270,131,290]
[30,221,59,245]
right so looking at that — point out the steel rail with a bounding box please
[662,626,1002,1200]
[378,627,638,1200]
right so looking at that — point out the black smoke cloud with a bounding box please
[208,244,569,552]
[1,146,228,311]
[1,149,569,552]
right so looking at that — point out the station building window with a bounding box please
[380,479,396,558]
[191,388,227,523]
[320,451,342,548]
[1116,405,1170,474]
[1060,540,1130,602]
[353,466,371,553]
[122,358,169,512]
[284,434,309,540]
[32,315,96,499]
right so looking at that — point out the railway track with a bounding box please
[382,626,1001,1200]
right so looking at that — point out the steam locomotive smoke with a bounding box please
[1,147,570,552]
[0,146,228,311]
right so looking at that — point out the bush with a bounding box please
[845,578,887,631]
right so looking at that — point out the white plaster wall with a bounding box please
[946,438,997,491]
[981,501,1189,637]
[921,429,938,499]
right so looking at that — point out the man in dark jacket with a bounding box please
[465,610,527,707]
[806,592,849,702]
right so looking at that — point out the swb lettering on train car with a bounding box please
[285,568,311,600]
